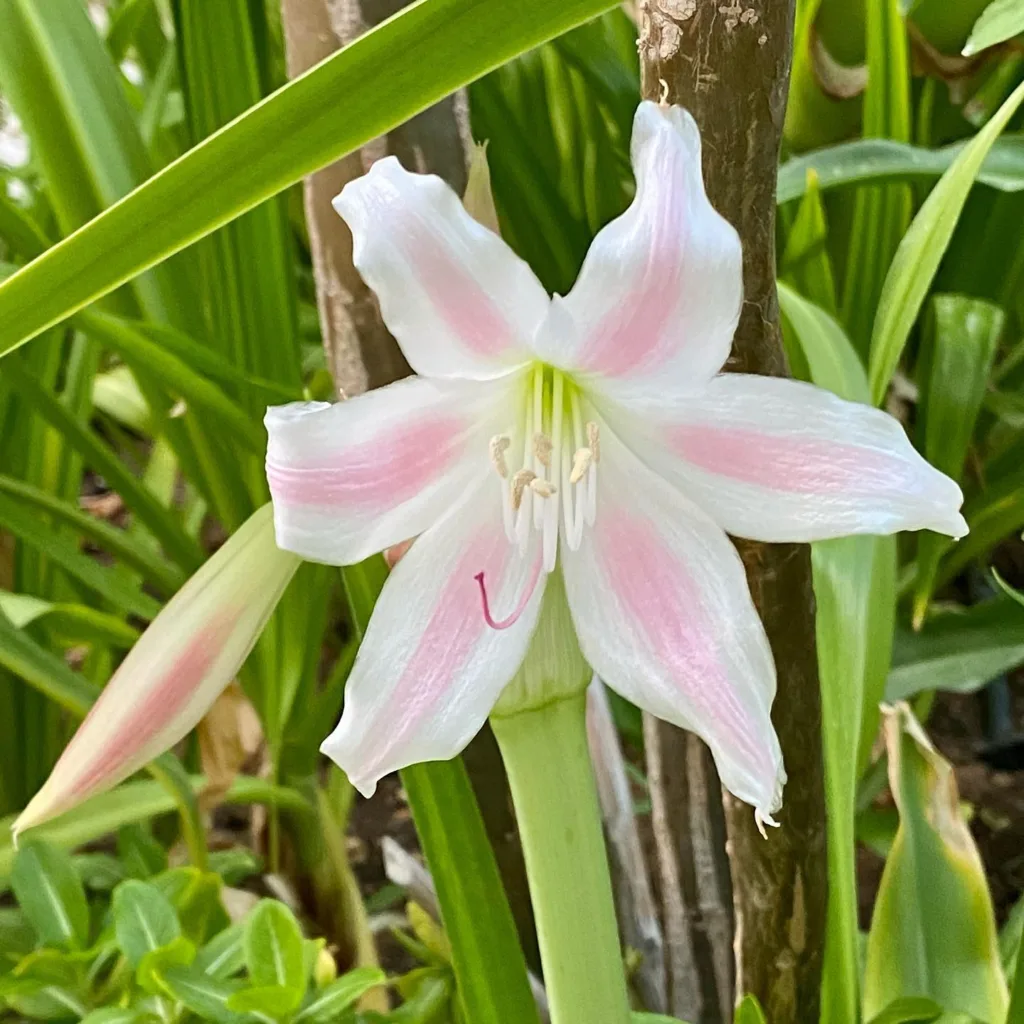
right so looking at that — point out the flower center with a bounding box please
[488,364,600,575]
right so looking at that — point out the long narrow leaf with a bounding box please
[867,79,1024,404]
[864,704,1007,1021]
[77,310,266,453]
[2,359,203,572]
[0,776,312,879]
[0,494,160,619]
[777,136,1024,204]
[0,475,185,596]
[912,296,1003,624]
[780,282,896,1024]
[0,0,189,321]
[0,0,618,357]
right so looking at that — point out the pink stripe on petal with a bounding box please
[267,414,466,508]
[596,507,770,774]
[411,220,519,359]
[65,614,235,800]
[352,530,510,783]
[669,424,906,496]
[576,171,684,377]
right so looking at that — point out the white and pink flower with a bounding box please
[265,101,966,826]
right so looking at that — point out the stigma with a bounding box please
[488,365,599,574]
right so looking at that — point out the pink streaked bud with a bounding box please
[13,504,300,839]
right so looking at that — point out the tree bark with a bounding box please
[280,0,469,394]
[280,0,539,969]
[637,2,828,1020]
[644,717,734,1023]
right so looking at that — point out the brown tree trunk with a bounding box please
[644,719,734,1023]
[280,0,468,394]
[637,2,828,1021]
[280,0,539,969]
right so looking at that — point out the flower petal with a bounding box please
[266,374,514,565]
[561,427,784,818]
[14,505,298,837]
[609,374,968,543]
[322,480,545,796]
[532,102,742,398]
[334,156,549,380]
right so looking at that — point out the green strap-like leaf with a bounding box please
[0,493,161,620]
[1,358,203,572]
[912,296,1004,623]
[0,777,313,880]
[0,475,185,597]
[867,79,1024,405]
[779,282,897,1024]
[864,705,1008,1020]
[887,597,1024,701]
[777,136,1024,204]
[77,310,266,454]
[0,0,617,358]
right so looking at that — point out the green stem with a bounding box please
[492,695,630,1024]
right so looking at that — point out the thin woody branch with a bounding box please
[638,2,828,1020]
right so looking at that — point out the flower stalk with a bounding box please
[492,695,630,1024]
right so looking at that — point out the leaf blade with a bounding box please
[0,0,617,357]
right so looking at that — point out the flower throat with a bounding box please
[476,364,601,630]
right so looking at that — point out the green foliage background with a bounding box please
[1,0,1024,1022]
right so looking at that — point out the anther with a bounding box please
[510,469,536,511]
[489,435,511,479]
[569,448,593,484]
[532,432,553,468]
[586,421,601,463]
[529,477,556,498]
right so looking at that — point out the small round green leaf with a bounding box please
[243,900,305,995]
[11,842,90,951]
[112,880,181,968]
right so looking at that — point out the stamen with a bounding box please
[489,434,511,478]
[510,469,536,512]
[474,556,543,630]
[532,432,552,468]
[545,372,564,573]
[569,447,593,484]
[529,477,556,498]
[586,421,601,463]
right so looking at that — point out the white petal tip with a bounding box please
[755,809,780,840]
[947,513,969,540]
[635,99,699,149]
[350,776,378,800]
[319,737,379,799]
[332,155,407,221]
